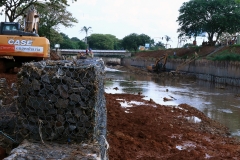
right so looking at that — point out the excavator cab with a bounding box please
[146,54,168,73]
[0,5,50,73]
[154,61,164,72]
[0,22,19,33]
[0,22,39,37]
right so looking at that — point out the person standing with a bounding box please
[85,48,89,55]
[89,48,94,58]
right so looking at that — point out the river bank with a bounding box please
[120,46,240,87]
[0,64,240,159]
[105,65,240,159]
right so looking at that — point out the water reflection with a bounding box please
[104,67,240,138]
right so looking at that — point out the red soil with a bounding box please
[1,58,240,159]
[106,93,240,160]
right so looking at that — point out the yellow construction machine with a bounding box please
[146,53,168,73]
[0,5,50,72]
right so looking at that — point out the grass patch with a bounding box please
[207,50,240,61]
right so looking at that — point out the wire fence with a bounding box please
[0,58,108,159]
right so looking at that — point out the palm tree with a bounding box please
[165,35,172,48]
[80,26,92,46]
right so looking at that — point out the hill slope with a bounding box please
[134,46,240,59]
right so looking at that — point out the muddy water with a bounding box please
[104,67,240,138]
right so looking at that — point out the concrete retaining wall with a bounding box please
[122,58,240,86]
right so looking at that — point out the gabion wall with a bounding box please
[16,58,107,157]
[0,78,18,147]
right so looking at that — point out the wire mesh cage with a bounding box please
[0,58,108,159]
[0,78,18,150]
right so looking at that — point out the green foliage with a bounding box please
[177,0,240,44]
[165,35,171,43]
[78,41,87,49]
[182,43,196,48]
[151,41,165,50]
[88,34,121,50]
[122,33,153,52]
[34,1,77,46]
[43,29,64,48]
[58,33,85,49]
[1,0,78,22]
[36,2,77,41]
[207,50,240,61]
[232,44,240,47]
[122,33,139,52]
[0,0,6,7]
[138,34,154,46]
[71,37,86,49]
[105,34,123,50]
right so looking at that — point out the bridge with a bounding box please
[57,49,131,58]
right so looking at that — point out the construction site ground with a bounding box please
[1,46,240,159]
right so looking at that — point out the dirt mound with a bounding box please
[106,93,240,160]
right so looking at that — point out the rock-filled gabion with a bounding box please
[16,58,107,158]
[0,78,18,148]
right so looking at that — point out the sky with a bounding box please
[0,0,207,48]
[59,0,208,48]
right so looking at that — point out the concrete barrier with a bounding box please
[122,57,240,86]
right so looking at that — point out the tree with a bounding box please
[177,0,240,45]
[71,37,86,49]
[36,2,77,42]
[88,34,114,50]
[182,43,195,48]
[164,35,172,48]
[59,33,76,49]
[0,0,77,22]
[154,41,165,49]
[122,33,140,52]
[47,29,64,48]
[80,26,92,46]
[122,33,153,52]
[218,32,239,45]
[138,34,154,47]
[105,34,122,50]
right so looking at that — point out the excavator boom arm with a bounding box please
[24,5,39,33]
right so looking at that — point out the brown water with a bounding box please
[105,67,240,138]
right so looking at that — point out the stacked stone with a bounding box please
[16,58,107,158]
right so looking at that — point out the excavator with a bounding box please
[146,53,168,73]
[175,52,199,73]
[0,5,50,72]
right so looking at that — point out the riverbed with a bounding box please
[104,67,240,138]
